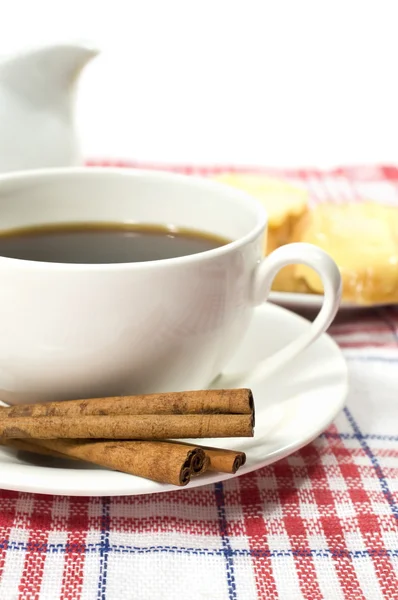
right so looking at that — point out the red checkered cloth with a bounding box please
[0,163,398,600]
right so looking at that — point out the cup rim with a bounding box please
[0,166,268,271]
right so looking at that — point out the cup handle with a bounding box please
[243,242,342,384]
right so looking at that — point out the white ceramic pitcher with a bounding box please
[0,42,98,173]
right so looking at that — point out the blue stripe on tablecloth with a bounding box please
[214,481,237,600]
[97,496,110,600]
[344,407,398,521]
[0,541,397,558]
[345,356,398,363]
[322,432,398,441]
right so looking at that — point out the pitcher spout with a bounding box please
[0,41,99,98]
[0,41,99,173]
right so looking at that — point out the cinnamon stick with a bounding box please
[174,442,246,474]
[0,438,243,476]
[0,413,253,440]
[33,439,208,486]
[1,389,253,419]
[197,446,246,474]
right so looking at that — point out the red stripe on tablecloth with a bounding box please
[324,428,398,596]
[272,460,324,600]
[60,497,90,600]
[86,160,392,182]
[359,519,398,596]
[299,442,367,600]
[110,486,219,509]
[336,341,398,349]
[18,496,53,600]
[331,325,396,336]
[0,490,19,581]
[108,514,222,536]
[238,473,279,600]
[380,166,398,181]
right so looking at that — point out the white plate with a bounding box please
[0,303,348,496]
[269,290,389,312]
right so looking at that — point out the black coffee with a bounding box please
[0,222,230,264]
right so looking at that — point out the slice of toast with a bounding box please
[213,173,309,253]
[293,202,398,304]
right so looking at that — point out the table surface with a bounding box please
[0,163,397,600]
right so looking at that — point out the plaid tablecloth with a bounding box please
[0,163,397,600]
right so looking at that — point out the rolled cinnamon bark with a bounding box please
[190,451,210,476]
[201,446,246,473]
[0,438,242,476]
[174,442,246,474]
[34,439,207,485]
[1,389,253,419]
[0,413,253,440]
[0,438,210,480]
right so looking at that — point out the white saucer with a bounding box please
[0,303,348,496]
[269,290,390,312]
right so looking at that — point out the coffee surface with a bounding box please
[0,222,229,264]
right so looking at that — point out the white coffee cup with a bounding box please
[0,167,341,404]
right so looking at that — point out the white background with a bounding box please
[1,0,397,168]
